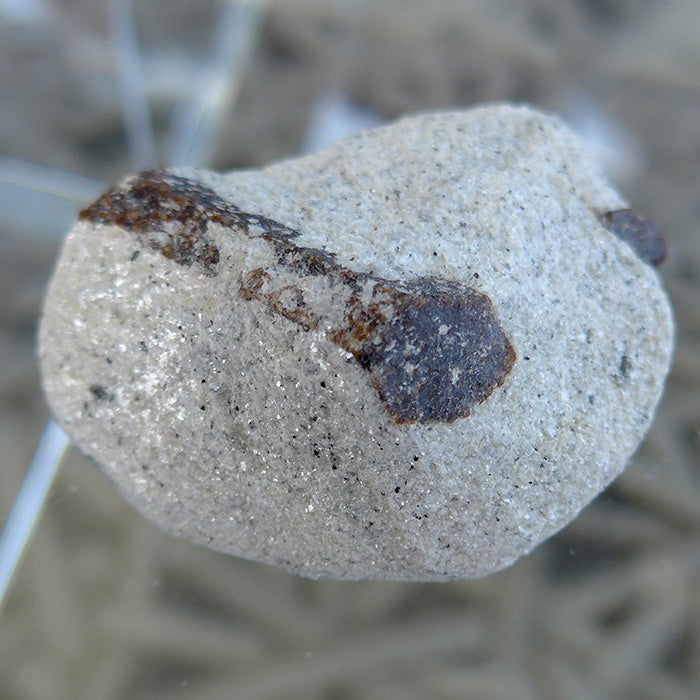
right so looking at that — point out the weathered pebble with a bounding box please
[39,104,674,580]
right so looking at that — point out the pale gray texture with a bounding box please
[39,105,674,581]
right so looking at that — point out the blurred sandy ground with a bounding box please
[1,1,699,699]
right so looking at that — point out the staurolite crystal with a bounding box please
[39,104,674,581]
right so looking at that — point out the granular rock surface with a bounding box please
[39,105,674,581]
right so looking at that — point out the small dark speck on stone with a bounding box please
[89,384,111,401]
[619,355,631,378]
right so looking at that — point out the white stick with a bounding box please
[164,0,266,167]
[108,0,157,169]
[0,419,70,609]
[0,155,107,203]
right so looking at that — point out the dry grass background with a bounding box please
[1,1,699,699]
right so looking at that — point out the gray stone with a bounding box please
[39,104,674,581]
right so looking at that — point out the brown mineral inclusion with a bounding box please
[597,209,667,266]
[81,168,516,424]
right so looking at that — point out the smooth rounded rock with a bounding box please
[39,104,674,581]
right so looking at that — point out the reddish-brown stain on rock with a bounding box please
[83,168,516,424]
[597,209,667,266]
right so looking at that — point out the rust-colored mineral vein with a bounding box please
[80,169,298,274]
[82,167,516,424]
